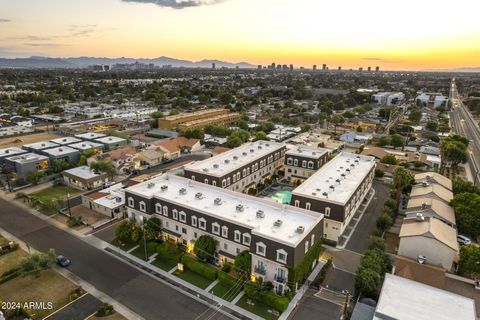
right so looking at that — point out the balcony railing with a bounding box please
[274,274,286,283]
[254,265,266,275]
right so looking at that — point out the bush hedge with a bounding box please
[156,241,180,262]
[0,243,19,256]
[244,282,290,312]
[313,258,332,287]
[218,270,243,288]
[181,255,218,280]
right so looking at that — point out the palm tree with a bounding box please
[393,167,413,206]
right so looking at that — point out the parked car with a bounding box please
[57,255,71,267]
[457,235,471,246]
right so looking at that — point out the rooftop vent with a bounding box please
[265,143,270,146]
[59,148,63,152]
[4,150,9,154]
[258,146,262,149]
[179,188,187,195]
[195,192,204,199]
[213,164,219,169]
[426,175,431,181]
[316,188,321,192]
[161,185,168,191]
[416,213,425,221]
[82,143,86,147]
[350,163,355,167]
[242,152,247,156]
[236,204,244,212]
[329,185,335,190]
[346,168,351,173]
[256,210,265,218]
[147,182,155,189]
[274,219,283,227]
[214,198,222,205]
[62,138,67,142]
[250,149,254,153]
[417,255,427,264]
[115,197,122,203]
[41,143,45,147]
[202,168,209,172]
[421,202,427,210]
[422,181,429,187]
[233,156,238,160]
[341,173,346,178]
[296,226,305,234]
[312,152,316,155]
[224,159,230,164]
[355,159,359,163]
[322,192,328,198]
[335,179,341,184]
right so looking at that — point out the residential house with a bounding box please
[62,166,109,190]
[89,146,139,174]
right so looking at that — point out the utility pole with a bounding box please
[142,217,148,261]
[343,291,350,320]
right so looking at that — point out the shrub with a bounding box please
[234,250,251,275]
[0,267,20,284]
[289,240,323,289]
[181,255,218,280]
[67,216,83,228]
[69,287,84,301]
[374,169,385,178]
[193,235,216,262]
[156,240,180,262]
[96,303,114,317]
[218,270,242,288]
[244,281,290,312]
[221,262,232,273]
[20,249,56,277]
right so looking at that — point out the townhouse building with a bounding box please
[124,173,324,295]
[184,141,286,193]
[284,145,329,183]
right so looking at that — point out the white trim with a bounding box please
[191,215,197,227]
[212,222,220,235]
[243,233,251,245]
[221,225,228,238]
[234,230,241,242]
[179,211,186,223]
[276,249,287,263]
[199,217,206,230]
[256,242,266,256]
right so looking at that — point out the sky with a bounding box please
[0,0,479,70]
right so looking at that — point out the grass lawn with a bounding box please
[236,295,279,320]
[29,185,79,203]
[88,311,128,320]
[111,238,138,251]
[151,258,177,272]
[174,269,214,289]
[210,282,242,302]
[0,248,28,275]
[130,241,159,261]
[0,268,77,319]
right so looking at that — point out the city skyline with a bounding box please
[0,0,479,71]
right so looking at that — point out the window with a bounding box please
[305,241,309,253]
[182,227,187,234]
[204,178,209,184]
[199,218,206,230]
[233,174,236,183]
[212,181,217,187]
[155,203,162,214]
[307,161,314,169]
[172,209,178,220]
[227,177,230,186]
[302,160,307,168]
[212,222,220,235]
[287,158,293,165]
[127,197,134,207]
[293,159,298,166]
[222,179,226,188]
[236,172,241,181]
[221,226,228,238]
[243,233,251,245]
[175,225,179,232]
[306,202,311,210]
[294,200,300,207]
[191,175,195,181]
[194,232,198,239]
[191,216,197,227]
[276,249,287,263]
[179,211,186,223]
[256,242,266,256]
[243,169,247,177]
[246,168,250,175]
[163,206,168,216]
[311,234,315,246]
[234,230,241,242]
[223,243,228,250]
[236,248,241,254]
[325,207,331,217]
[139,201,146,212]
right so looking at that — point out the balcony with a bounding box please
[274,274,286,283]
[254,265,266,275]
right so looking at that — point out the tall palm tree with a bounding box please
[393,167,413,206]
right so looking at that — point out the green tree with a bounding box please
[452,178,480,195]
[90,160,116,178]
[330,114,345,133]
[254,131,269,141]
[390,134,405,149]
[450,192,480,237]
[237,120,249,131]
[184,128,204,140]
[234,250,252,275]
[377,136,390,147]
[145,217,162,241]
[408,109,422,124]
[425,121,438,131]
[381,155,398,165]
[457,245,480,279]
[376,213,393,233]
[194,235,216,262]
[115,220,133,244]
[51,159,70,173]
[393,167,413,205]
[20,249,56,277]
[355,267,381,298]
[375,168,385,178]
[367,236,386,252]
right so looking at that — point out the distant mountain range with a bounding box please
[0,56,257,69]
[425,67,480,73]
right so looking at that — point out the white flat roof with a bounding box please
[94,183,126,209]
[185,140,285,177]
[95,136,127,144]
[6,152,49,163]
[23,141,58,150]
[63,165,102,179]
[75,132,106,140]
[285,144,328,159]
[68,141,104,151]
[375,274,476,320]
[0,147,26,157]
[292,152,375,205]
[126,174,323,246]
[42,146,79,157]
[50,136,82,145]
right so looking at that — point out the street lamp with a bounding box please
[141,216,148,261]
[66,192,72,217]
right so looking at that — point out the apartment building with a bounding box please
[124,173,324,294]
[291,152,376,242]
[4,153,49,179]
[0,147,27,165]
[184,141,286,193]
[177,112,242,132]
[158,108,230,130]
[284,145,329,183]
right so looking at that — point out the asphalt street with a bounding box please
[0,198,225,320]
[47,294,102,320]
[345,181,390,253]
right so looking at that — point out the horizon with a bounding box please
[0,0,479,71]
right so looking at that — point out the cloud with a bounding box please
[362,57,386,61]
[69,24,98,37]
[9,35,52,41]
[122,0,226,9]
[0,19,11,23]
[362,57,403,64]
[23,43,69,47]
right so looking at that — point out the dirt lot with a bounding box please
[69,205,109,226]
[0,131,62,148]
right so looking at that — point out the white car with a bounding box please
[457,235,471,246]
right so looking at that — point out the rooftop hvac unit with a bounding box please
[296,226,305,234]
[224,159,230,164]
[147,182,155,189]
[322,192,328,197]
[426,175,431,181]
[341,173,346,178]
[161,185,168,191]
[355,159,359,163]
[336,179,341,184]
[213,164,219,169]
[250,149,254,153]
[350,163,355,167]
[202,168,209,172]
[265,143,270,146]
[417,255,427,264]
[242,152,247,156]
[274,219,283,227]
[214,198,222,205]
[416,213,425,221]
[421,202,427,210]
[329,185,335,191]
[312,152,316,155]
[236,204,244,212]
[316,188,321,192]
[115,197,122,202]
[422,181,429,187]
[195,192,203,199]
[41,143,45,146]
[258,146,262,149]
[346,168,351,173]
[256,210,265,218]
[233,156,238,160]
[179,188,187,195]
[59,148,63,152]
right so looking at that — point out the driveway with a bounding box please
[345,181,390,253]
[46,294,102,320]
[289,289,343,320]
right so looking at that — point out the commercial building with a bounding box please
[177,112,241,132]
[62,166,109,190]
[4,153,49,179]
[416,92,448,109]
[374,274,476,320]
[158,108,231,130]
[291,152,376,242]
[0,147,27,165]
[284,145,329,183]
[124,173,324,294]
[371,92,405,105]
[184,141,286,193]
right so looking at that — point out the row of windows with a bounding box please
[255,233,316,264]
[286,158,316,169]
